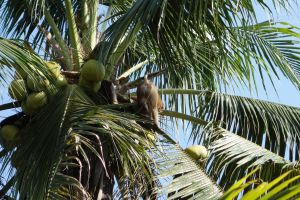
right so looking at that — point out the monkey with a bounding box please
[136,75,163,127]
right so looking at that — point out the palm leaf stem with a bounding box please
[161,110,208,127]
[0,102,20,111]
[44,8,72,70]
[65,0,82,70]
[81,0,90,53]
[88,0,98,50]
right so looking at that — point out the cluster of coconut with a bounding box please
[79,59,105,93]
[8,61,67,116]
[1,60,105,147]
[0,62,67,145]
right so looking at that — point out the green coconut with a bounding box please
[0,125,19,141]
[92,81,101,93]
[78,76,101,93]
[184,145,208,160]
[79,75,94,88]
[27,75,50,92]
[56,75,68,87]
[14,72,24,80]
[15,66,27,79]
[8,79,28,101]
[21,101,37,115]
[81,59,105,81]
[46,61,61,77]
[26,91,47,110]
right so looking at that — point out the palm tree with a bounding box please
[0,0,300,199]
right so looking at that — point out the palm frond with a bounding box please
[98,0,300,90]
[77,106,159,198]
[0,0,82,50]
[0,38,55,87]
[206,128,295,189]
[200,90,300,160]
[156,143,223,199]
[233,21,300,88]
[160,89,300,161]
[161,109,300,191]
[220,168,300,200]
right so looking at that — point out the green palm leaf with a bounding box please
[220,169,300,200]
[200,91,300,160]
[235,21,300,87]
[98,0,300,90]
[156,143,223,199]
[78,108,159,198]
[0,38,56,87]
[207,128,293,189]
[161,109,300,192]
[160,89,300,161]
[0,0,81,45]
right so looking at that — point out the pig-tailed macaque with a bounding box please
[136,75,163,127]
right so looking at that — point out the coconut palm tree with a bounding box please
[1,0,300,199]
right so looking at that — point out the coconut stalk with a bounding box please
[44,8,73,70]
[65,0,82,71]
[88,0,99,50]
[80,0,98,55]
[80,0,90,54]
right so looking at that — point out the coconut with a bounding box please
[0,125,19,141]
[8,79,27,101]
[93,81,101,93]
[26,91,47,110]
[14,72,24,80]
[79,75,94,88]
[184,145,208,160]
[46,61,61,77]
[78,75,101,93]
[27,75,50,92]
[15,66,27,79]
[81,59,105,81]
[56,75,68,87]
[21,101,37,115]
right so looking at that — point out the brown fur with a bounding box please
[136,75,163,126]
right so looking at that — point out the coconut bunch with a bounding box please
[78,59,105,93]
[0,60,105,150]
[8,61,67,116]
[0,62,67,153]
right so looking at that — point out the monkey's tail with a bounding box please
[152,108,159,127]
[144,74,149,83]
